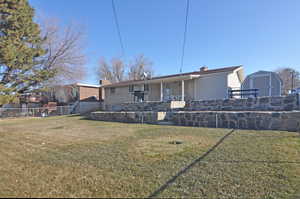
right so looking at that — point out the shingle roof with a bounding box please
[103,65,242,87]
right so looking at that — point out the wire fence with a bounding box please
[0,106,74,118]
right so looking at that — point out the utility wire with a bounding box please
[111,0,125,57]
[180,0,190,73]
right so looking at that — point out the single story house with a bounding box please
[102,65,244,105]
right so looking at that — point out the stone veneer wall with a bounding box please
[88,110,300,132]
[172,111,300,132]
[102,95,299,112]
[87,94,300,132]
[89,111,166,124]
[185,94,300,111]
[104,101,185,112]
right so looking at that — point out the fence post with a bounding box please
[215,113,218,128]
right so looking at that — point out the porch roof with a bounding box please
[103,74,200,88]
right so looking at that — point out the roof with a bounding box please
[244,70,283,85]
[76,83,101,88]
[103,65,243,88]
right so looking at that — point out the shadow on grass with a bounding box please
[148,129,235,198]
[232,134,300,138]
[202,160,300,164]
[66,114,81,117]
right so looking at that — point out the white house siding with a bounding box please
[105,83,162,104]
[148,83,160,101]
[105,86,133,105]
[194,73,228,100]
[184,79,195,101]
[105,80,196,104]
[104,71,241,104]
[228,71,242,89]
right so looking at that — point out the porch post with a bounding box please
[181,80,185,101]
[160,81,163,101]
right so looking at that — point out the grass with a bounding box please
[0,116,299,198]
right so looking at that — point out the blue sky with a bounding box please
[29,0,300,84]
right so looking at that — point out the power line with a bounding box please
[180,0,190,73]
[111,0,125,57]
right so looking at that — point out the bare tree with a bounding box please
[276,67,300,95]
[127,54,154,80]
[97,57,126,83]
[111,58,126,82]
[97,54,154,83]
[98,58,113,82]
[38,17,87,85]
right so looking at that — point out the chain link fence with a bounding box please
[0,106,74,118]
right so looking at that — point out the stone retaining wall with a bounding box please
[185,94,300,111]
[89,111,166,124]
[88,110,300,132]
[104,101,185,112]
[172,111,300,132]
[102,95,299,112]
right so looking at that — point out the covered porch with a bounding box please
[144,74,200,102]
[103,73,201,105]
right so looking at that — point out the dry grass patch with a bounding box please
[135,135,216,157]
[0,116,299,198]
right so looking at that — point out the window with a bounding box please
[129,85,134,92]
[110,87,116,94]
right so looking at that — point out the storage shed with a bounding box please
[242,71,282,97]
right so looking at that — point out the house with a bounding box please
[76,83,102,101]
[45,83,102,105]
[102,65,244,105]
[17,83,102,108]
[242,71,282,97]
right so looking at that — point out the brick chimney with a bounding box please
[99,79,111,86]
[200,66,208,72]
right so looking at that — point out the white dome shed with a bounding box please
[241,71,282,97]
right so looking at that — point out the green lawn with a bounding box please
[0,116,299,198]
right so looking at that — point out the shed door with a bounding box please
[251,75,271,97]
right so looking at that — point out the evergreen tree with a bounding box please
[0,0,56,104]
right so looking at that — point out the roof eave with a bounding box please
[76,83,101,88]
[103,74,201,88]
